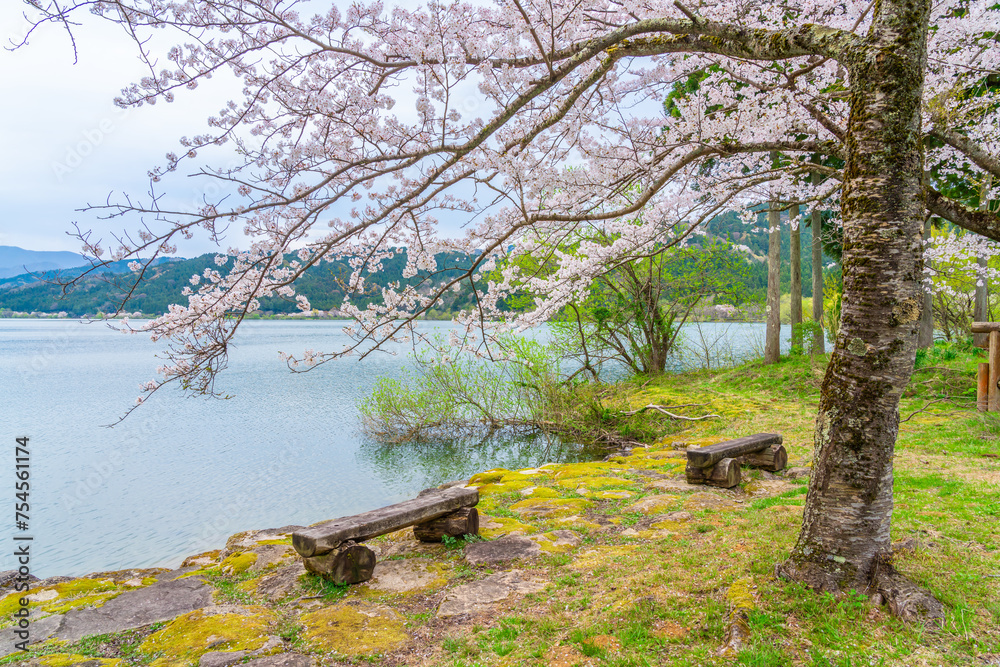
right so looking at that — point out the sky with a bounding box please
[0,4,268,256]
[0,1,488,258]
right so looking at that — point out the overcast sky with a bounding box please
[0,5,274,256]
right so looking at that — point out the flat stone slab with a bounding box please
[200,650,249,667]
[624,494,681,515]
[464,536,542,566]
[256,562,307,602]
[0,576,212,655]
[437,570,546,617]
[243,655,312,667]
[58,575,212,643]
[366,559,442,593]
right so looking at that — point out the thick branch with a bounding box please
[926,187,1000,241]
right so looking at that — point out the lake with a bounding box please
[1,318,791,577]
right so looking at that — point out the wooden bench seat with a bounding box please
[685,433,786,488]
[292,485,479,584]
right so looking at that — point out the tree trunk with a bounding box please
[765,162,782,364]
[778,0,943,622]
[811,206,825,354]
[917,218,935,348]
[974,177,992,347]
[790,204,803,351]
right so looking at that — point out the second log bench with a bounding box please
[292,485,479,584]
[685,433,786,488]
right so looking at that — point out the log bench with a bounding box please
[685,433,786,489]
[291,485,479,584]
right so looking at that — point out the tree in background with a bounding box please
[22,0,1000,617]
[551,241,754,377]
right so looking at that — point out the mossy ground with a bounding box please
[5,342,997,666]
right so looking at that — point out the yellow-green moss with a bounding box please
[519,486,560,499]
[479,515,538,538]
[726,578,756,611]
[300,603,408,656]
[549,516,603,532]
[39,654,123,666]
[468,469,509,485]
[549,462,624,479]
[529,531,581,554]
[140,607,274,666]
[476,480,532,495]
[252,538,292,546]
[579,489,635,500]
[181,550,221,568]
[570,546,639,571]
[555,476,636,490]
[217,551,258,575]
[510,498,593,519]
[0,578,121,621]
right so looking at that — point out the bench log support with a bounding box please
[293,486,480,584]
[686,433,785,488]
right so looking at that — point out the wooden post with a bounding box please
[990,331,1000,412]
[303,541,377,584]
[413,507,479,542]
[686,458,741,488]
[978,363,990,412]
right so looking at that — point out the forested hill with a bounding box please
[0,250,481,317]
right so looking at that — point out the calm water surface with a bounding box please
[1,318,789,577]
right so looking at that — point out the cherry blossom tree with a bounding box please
[21,0,1000,617]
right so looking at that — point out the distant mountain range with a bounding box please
[0,247,479,317]
[0,246,87,279]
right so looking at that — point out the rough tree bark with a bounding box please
[766,157,782,364]
[778,0,944,621]
[974,177,992,346]
[917,218,935,348]
[811,206,825,354]
[790,203,803,351]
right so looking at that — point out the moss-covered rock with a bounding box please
[468,469,509,485]
[300,602,408,656]
[139,607,275,667]
[479,515,538,539]
[528,530,582,554]
[509,498,593,519]
[0,578,122,623]
[555,476,635,490]
[217,552,258,575]
[476,480,532,495]
[518,485,560,499]
[36,654,123,666]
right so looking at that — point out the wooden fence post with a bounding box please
[990,330,1000,412]
[979,363,991,412]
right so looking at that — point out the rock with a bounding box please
[200,651,249,667]
[257,562,306,602]
[464,536,542,566]
[624,494,680,515]
[528,530,581,554]
[366,559,444,593]
[139,607,276,666]
[249,545,293,572]
[55,575,214,643]
[645,479,696,494]
[300,603,408,656]
[242,655,312,667]
[509,498,592,519]
[683,492,737,511]
[0,570,39,590]
[784,467,811,480]
[437,570,546,617]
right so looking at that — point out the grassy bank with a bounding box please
[4,344,997,666]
